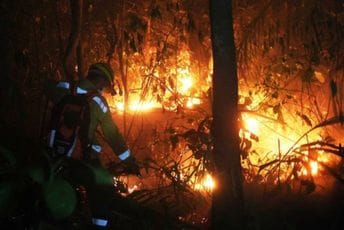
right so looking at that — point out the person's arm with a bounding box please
[93,96,131,160]
[100,111,131,160]
[92,96,140,175]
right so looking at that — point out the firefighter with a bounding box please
[45,62,140,229]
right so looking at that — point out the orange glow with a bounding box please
[186,97,201,108]
[310,161,318,175]
[111,98,161,113]
[302,168,308,176]
[106,48,209,113]
[195,174,216,192]
[178,74,193,94]
[243,115,259,134]
[128,185,139,194]
[105,46,342,192]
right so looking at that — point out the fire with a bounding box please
[106,48,208,113]
[243,115,259,134]
[178,72,193,94]
[128,185,139,193]
[186,97,201,108]
[310,161,318,175]
[111,98,161,112]
[194,173,216,192]
[128,101,158,111]
[104,46,342,194]
[239,109,341,181]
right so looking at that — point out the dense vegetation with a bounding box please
[0,0,343,229]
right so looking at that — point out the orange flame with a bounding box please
[194,173,216,192]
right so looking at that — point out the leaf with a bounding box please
[166,127,176,134]
[272,104,280,114]
[241,138,252,159]
[244,97,252,106]
[168,76,175,89]
[250,133,259,142]
[296,112,312,127]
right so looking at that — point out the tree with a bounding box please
[210,0,244,229]
[63,0,83,80]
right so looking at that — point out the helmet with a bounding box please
[88,62,114,85]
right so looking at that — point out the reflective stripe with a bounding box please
[67,137,77,157]
[57,81,70,89]
[92,96,108,113]
[49,130,56,147]
[91,144,102,153]
[76,87,88,94]
[92,218,108,227]
[118,149,130,161]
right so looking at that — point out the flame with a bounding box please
[186,97,201,108]
[128,185,139,193]
[104,46,342,192]
[239,109,340,180]
[195,173,216,192]
[310,161,318,175]
[106,48,208,113]
[111,97,161,113]
[178,71,193,94]
[243,115,259,134]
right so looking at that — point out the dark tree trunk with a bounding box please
[210,0,244,229]
[77,37,85,80]
[63,0,83,80]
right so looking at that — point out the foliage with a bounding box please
[1,0,344,226]
[125,112,213,224]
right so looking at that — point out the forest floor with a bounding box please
[2,109,344,229]
[108,109,344,229]
[242,180,344,230]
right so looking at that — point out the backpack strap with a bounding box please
[75,88,101,157]
[70,81,77,96]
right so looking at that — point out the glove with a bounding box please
[122,156,141,176]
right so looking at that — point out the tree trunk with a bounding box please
[210,0,244,229]
[63,0,83,80]
[77,37,85,80]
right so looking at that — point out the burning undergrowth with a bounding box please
[97,103,344,226]
[96,48,344,225]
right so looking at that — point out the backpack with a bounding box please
[48,84,97,159]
